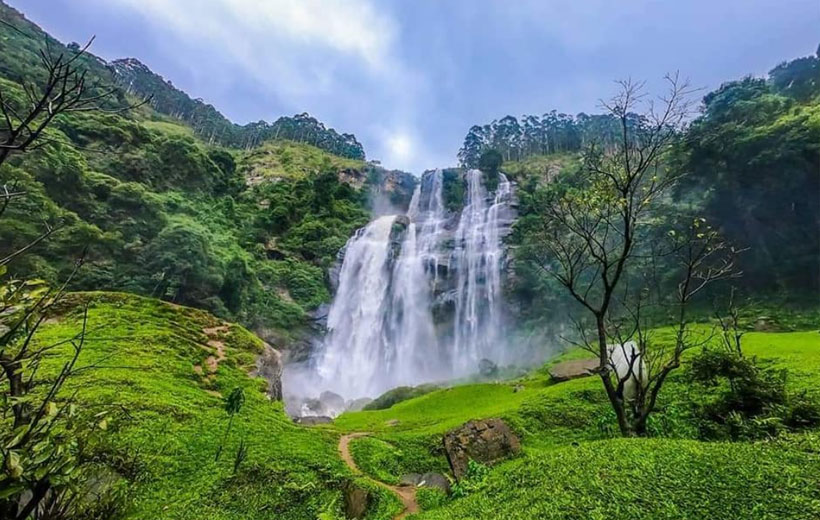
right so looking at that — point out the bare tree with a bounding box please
[0,29,138,518]
[526,76,739,436]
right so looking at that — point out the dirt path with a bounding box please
[338,432,419,519]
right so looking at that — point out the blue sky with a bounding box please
[10,0,819,173]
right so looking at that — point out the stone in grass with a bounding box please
[343,480,370,519]
[443,418,521,480]
[399,473,422,486]
[547,358,599,382]
[294,416,332,425]
[399,472,451,493]
[417,472,450,493]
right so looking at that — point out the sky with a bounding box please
[9,0,819,173]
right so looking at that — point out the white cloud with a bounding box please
[112,0,395,66]
[105,0,438,170]
[103,0,433,170]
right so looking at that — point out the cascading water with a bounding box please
[294,168,515,409]
[452,170,513,372]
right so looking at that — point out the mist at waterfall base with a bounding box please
[284,169,533,417]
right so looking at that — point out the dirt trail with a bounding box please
[338,432,419,520]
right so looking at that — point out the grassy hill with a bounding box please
[33,292,401,519]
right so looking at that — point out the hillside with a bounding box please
[0,1,416,357]
[2,2,819,520]
[29,292,401,519]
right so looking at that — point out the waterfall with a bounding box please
[452,170,512,372]
[302,168,515,405]
[315,215,397,399]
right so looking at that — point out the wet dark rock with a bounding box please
[443,418,521,480]
[319,391,346,414]
[478,358,499,377]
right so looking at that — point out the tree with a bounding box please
[524,75,738,436]
[215,387,245,462]
[477,149,502,174]
[0,31,136,517]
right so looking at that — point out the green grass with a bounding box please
[413,435,820,520]
[143,119,196,137]
[32,292,393,520]
[31,293,820,519]
[239,140,365,182]
[334,327,820,519]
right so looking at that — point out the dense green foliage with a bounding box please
[0,108,372,335]
[506,46,820,316]
[363,384,440,411]
[674,61,820,292]
[458,111,634,167]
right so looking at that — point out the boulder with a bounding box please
[294,416,332,426]
[443,418,521,480]
[418,472,450,493]
[250,343,283,400]
[399,473,422,486]
[399,472,450,493]
[478,358,498,377]
[547,359,599,382]
[342,480,370,519]
[319,391,346,416]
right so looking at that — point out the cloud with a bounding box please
[109,0,398,89]
[103,0,433,171]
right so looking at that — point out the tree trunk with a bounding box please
[596,315,632,436]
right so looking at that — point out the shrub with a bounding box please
[689,348,820,440]
[450,460,490,498]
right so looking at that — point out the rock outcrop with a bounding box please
[443,418,521,480]
[250,343,283,400]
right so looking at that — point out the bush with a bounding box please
[450,460,490,498]
[689,348,820,440]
